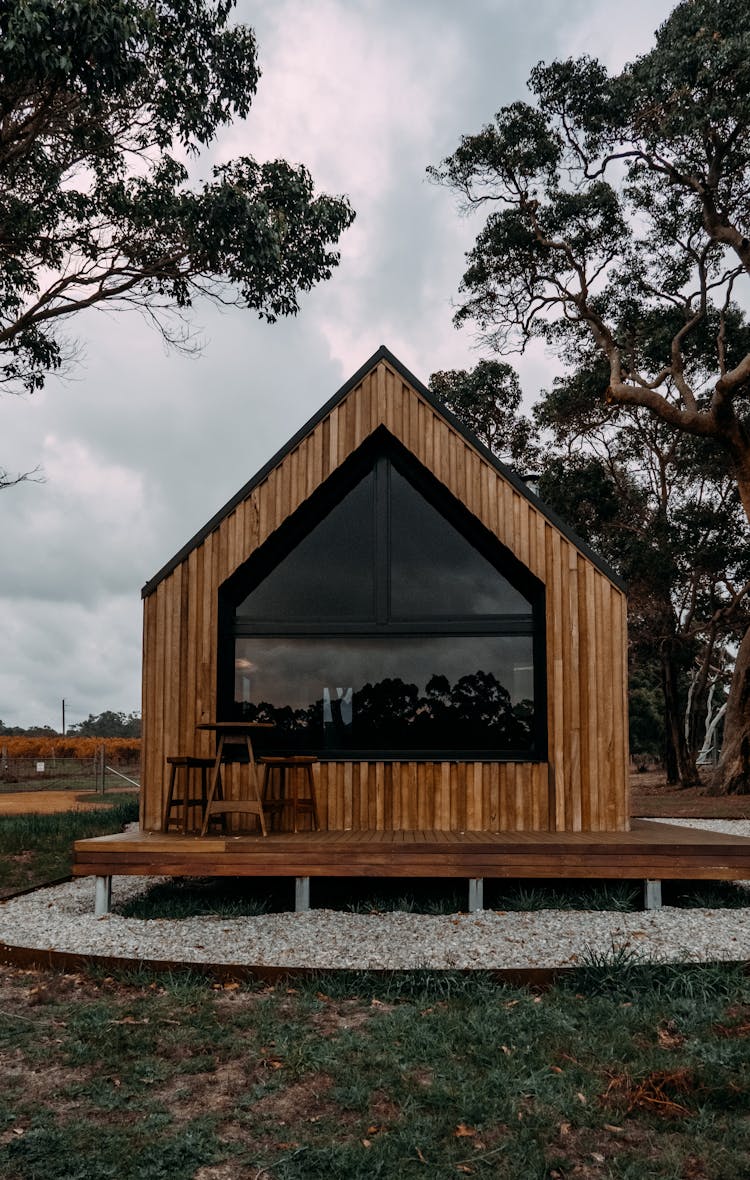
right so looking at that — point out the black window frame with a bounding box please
[218,431,547,761]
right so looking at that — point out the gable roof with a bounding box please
[142,345,625,597]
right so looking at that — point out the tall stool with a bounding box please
[163,756,215,833]
[260,756,320,833]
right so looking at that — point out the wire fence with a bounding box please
[0,745,140,794]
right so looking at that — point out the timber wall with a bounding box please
[141,359,630,833]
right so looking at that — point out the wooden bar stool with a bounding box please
[260,756,320,833]
[163,756,215,833]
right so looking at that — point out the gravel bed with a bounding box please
[1,820,750,971]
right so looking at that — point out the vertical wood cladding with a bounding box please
[142,359,630,833]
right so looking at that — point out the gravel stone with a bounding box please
[1,819,749,970]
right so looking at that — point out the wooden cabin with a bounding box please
[74,346,750,909]
[138,345,629,835]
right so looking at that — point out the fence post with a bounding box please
[96,744,106,794]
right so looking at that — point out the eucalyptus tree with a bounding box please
[0,0,354,486]
[430,0,750,791]
[430,356,750,786]
[429,359,538,467]
[535,357,750,786]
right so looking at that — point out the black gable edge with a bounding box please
[389,351,627,594]
[141,345,393,598]
[142,344,626,597]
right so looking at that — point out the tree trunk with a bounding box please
[684,630,718,761]
[716,432,750,793]
[661,642,700,787]
[718,623,750,794]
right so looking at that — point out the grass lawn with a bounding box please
[0,961,749,1179]
[0,795,139,898]
[2,779,750,1175]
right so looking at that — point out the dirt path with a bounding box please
[0,790,119,815]
[630,770,750,818]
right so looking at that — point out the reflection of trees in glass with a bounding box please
[238,669,533,752]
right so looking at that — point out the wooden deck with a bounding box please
[74,821,750,881]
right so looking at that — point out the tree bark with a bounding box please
[718,623,750,794]
[661,641,701,788]
[715,441,750,793]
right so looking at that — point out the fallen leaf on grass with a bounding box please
[454,1123,477,1138]
[416,1147,428,1163]
[657,1021,684,1050]
[714,1020,750,1038]
[604,1068,694,1118]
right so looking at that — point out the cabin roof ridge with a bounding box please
[142,345,626,597]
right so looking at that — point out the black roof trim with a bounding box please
[142,344,625,597]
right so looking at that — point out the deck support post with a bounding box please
[643,879,662,911]
[295,876,310,913]
[468,878,484,913]
[94,875,112,916]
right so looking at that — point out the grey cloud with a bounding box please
[2,0,675,727]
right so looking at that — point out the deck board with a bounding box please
[73,821,750,882]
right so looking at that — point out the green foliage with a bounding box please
[429,359,537,465]
[0,721,58,737]
[628,663,664,759]
[68,710,141,738]
[0,0,354,409]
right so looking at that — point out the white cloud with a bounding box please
[0,595,141,729]
[560,0,676,68]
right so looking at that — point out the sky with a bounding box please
[0,0,677,731]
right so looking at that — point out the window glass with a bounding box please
[389,468,530,616]
[235,635,535,753]
[235,471,376,620]
[230,455,542,757]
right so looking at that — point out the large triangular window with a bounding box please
[236,471,377,622]
[222,448,545,758]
